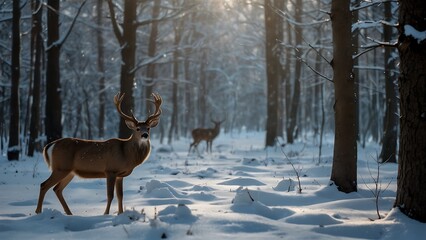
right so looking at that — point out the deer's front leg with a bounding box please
[208,140,212,153]
[104,173,117,215]
[115,177,124,214]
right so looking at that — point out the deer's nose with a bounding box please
[141,132,149,139]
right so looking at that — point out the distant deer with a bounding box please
[35,92,162,215]
[188,120,224,155]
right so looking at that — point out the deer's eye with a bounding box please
[136,127,140,131]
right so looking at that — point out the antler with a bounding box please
[114,92,139,123]
[145,93,162,127]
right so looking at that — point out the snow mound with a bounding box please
[145,179,186,198]
[144,179,217,202]
[231,188,294,220]
[158,203,198,224]
[112,210,144,226]
[218,177,266,186]
[186,185,215,192]
[34,208,64,221]
[242,158,261,165]
[285,213,342,226]
[232,188,255,205]
[195,168,218,178]
[273,178,295,192]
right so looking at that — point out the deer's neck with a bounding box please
[124,136,151,166]
[212,126,220,136]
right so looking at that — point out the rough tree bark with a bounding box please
[7,0,21,161]
[329,0,357,193]
[264,0,280,147]
[44,0,85,143]
[45,0,63,144]
[108,0,137,138]
[394,0,426,223]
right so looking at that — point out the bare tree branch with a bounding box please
[46,0,87,51]
[300,58,333,83]
[135,4,195,27]
[107,0,124,45]
[351,0,398,12]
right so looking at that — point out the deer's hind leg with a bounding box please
[53,173,75,215]
[35,170,71,214]
[188,141,199,155]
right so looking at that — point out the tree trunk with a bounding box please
[285,17,292,137]
[145,0,161,115]
[97,0,106,138]
[286,0,302,144]
[394,0,426,223]
[118,0,137,138]
[275,0,285,138]
[168,16,182,144]
[45,0,63,144]
[183,48,192,137]
[28,0,43,157]
[0,86,5,152]
[199,49,207,127]
[107,0,138,138]
[264,0,280,147]
[330,0,357,193]
[8,0,21,161]
[352,0,360,142]
[379,1,398,163]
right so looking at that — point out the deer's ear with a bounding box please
[125,120,137,130]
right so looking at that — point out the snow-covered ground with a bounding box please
[0,131,424,239]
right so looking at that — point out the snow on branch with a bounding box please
[404,25,426,44]
[352,21,382,32]
[351,0,398,12]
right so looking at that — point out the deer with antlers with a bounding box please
[188,120,224,155]
[35,92,162,215]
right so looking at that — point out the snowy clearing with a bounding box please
[0,131,424,239]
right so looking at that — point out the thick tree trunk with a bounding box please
[118,0,137,138]
[8,0,21,161]
[264,0,280,147]
[107,0,137,138]
[330,0,357,193]
[45,0,63,144]
[394,0,426,223]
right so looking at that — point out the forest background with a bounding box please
[1,0,425,223]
